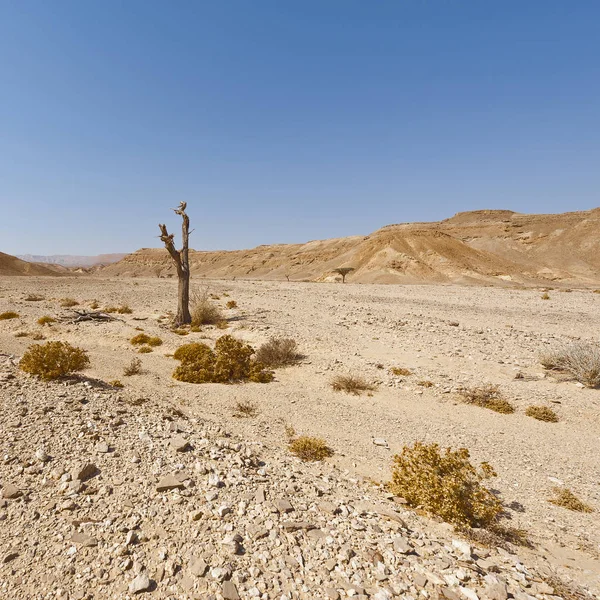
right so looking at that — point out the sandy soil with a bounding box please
[1,276,599,590]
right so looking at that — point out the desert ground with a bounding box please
[1,275,599,598]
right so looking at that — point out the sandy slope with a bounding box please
[1,276,599,592]
[101,207,600,284]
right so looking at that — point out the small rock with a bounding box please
[156,475,185,492]
[372,438,388,447]
[72,462,97,482]
[273,498,294,513]
[35,448,51,463]
[222,580,241,600]
[129,573,151,594]
[170,435,189,452]
[190,557,208,577]
[71,532,97,547]
[96,442,110,453]
[2,484,21,499]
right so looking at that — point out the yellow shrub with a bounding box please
[389,442,502,528]
[0,311,19,320]
[526,405,559,422]
[289,436,333,461]
[37,316,56,326]
[20,341,90,380]
[131,334,162,346]
[173,335,273,384]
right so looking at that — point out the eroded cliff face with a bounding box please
[100,208,600,284]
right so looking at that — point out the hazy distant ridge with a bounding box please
[17,254,127,267]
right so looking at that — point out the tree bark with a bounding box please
[159,202,192,326]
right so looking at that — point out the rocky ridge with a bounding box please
[0,355,594,600]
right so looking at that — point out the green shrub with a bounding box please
[289,436,333,461]
[459,385,515,414]
[173,335,273,384]
[255,337,302,367]
[19,341,90,380]
[389,442,502,528]
[0,311,19,320]
[526,405,559,422]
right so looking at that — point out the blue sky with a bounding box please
[1,1,599,255]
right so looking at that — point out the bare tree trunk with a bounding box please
[159,202,192,326]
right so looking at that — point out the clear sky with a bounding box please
[1,1,599,255]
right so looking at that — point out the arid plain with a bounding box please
[1,275,599,597]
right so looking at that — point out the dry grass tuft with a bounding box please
[173,335,274,384]
[25,294,44,301]
[232,400,258,418]
[89,300,100,309]
[331,374,376,395]
[60,298,79,307]
[123,358,143,376]
[226,300,238,309]
[31,332,45,340]
[105,305,132,314]
[109,380,124,388]
[19,341,89,380]
[389,442,502,528]
[526,405,559,422]
[540,341,600,388]
[255,337,302,368]
[37,316,56,326]
[390,367,412,376]
[548,487,593,512]
[172,328,189,336]
[14,331,29,338]
[541,292,550,300]
[216,320,229,329]
[138,346,153,353]
[0,311,19,320]
[289,436,333,461]
[191,290,224,326]
[459,385,515,414]
[417,380,434,388]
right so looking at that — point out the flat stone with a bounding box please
[156,475,185,492]
[254,486,266,503]
[325,588,340,600]
[2,550,19,563]
[393,535,412,554]
[281,521,315,531]
[96,442,110,453]
[2,484,21,499]
[373,438,389,447]
[71,532,97,547]
[273,498,294,513]
[190,557,208,577]
[222,580,240,600]
[129,573,151,594]
[170,435,190,452]
[71,462,97,482]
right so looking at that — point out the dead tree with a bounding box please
[333,267,355,283]
[159,202,192,325]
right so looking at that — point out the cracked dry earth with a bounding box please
[0,276,599,599]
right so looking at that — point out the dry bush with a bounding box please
[389,442,503,528]
[117,305,132,314]
[390,367,412,376]
[90,300,100,309]
[417,380,434,388]
[123,358,143,376]
[138,346,152,353]
[289,436,333,461]
[216,320,229,330]
[232,400,258,418]
[14,331,29,338]
[20,341,89,380]
[0,311,19,320]
[541,293,550,300]
[25,294,44,301]
[60,298,79,307]
[331,374,376,395]
[526,405,559,422]
[541,342,600,388]
[255,337,302,368]
[594,289,600,294]
[226,300,238,309]
[32,332,45,340]
[173,335,274,384]
[109,380,124,388]
[548,487,593,513]
[459,385,515,414]
[191,290,224,326]
[37,316,56,326]
[172,328,189,336]
[130,334,162,347]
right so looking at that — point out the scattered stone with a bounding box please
[273,498,294,513]
[71,532,97,547]
[129,572,151,594]
[170,435,189,452]
[156,475,185,492]
[222,580,241,600]
[71,462,97,482]
[1,484,21,499]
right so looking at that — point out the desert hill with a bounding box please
[102,207,600,284]
[0,252,67,277]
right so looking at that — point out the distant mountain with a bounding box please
[0,252,66,276]
[17,253,127,267]
[102,208,600,285]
